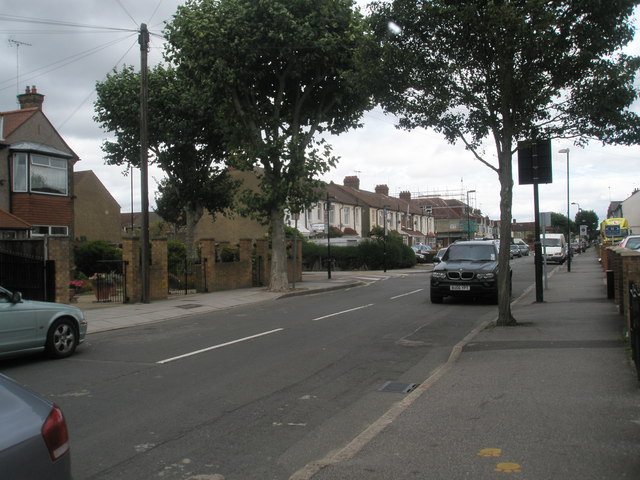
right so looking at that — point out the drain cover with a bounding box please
[176,304,203,309]
[378,382,418,393]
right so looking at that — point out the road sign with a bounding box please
[605,225,621,237]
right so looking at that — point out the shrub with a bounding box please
[73,240,122,276]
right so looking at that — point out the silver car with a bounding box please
[0,285,87,359]
[0,373,72,478]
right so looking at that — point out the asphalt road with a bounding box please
[1,256,536,480]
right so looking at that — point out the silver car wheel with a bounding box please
[46,319,77,358]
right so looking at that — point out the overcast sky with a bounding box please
[1,0,639,226]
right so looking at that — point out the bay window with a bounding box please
[12,152,68,196]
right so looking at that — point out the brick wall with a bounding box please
[603,246,640,329]
[46,236,71,304]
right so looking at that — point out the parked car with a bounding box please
[0,286,87,360]
[512,238,529,256]
[411,246,427,263]
[430,240,511,304]
[570,241,582,254]
[619,235,640,250]
[510,244,521,258]
[434,247,447,263]
[0,373,72,478]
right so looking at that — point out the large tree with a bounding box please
[94,65,237,256]
[164,0,373,291]
[369,0,640,325]
[575,209,599,241]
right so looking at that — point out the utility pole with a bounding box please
[139,24,150,303]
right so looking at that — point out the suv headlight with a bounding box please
[432,272,447,279]
[476,272,495,280]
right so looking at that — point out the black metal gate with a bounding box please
[169,257,200,295]
[91,260,127,303]
[0,249,55,301]
[629,282,640,381]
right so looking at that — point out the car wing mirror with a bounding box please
[10,291,22,303]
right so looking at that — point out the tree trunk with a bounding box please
[496,149,516,326]
[268,208,290,292]
[184,206,203,259]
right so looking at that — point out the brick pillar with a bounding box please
[46,236,71,304]
[150,238,168,300]
[621,251,640,325]
[122,237,141,303]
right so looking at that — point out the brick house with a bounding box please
[74,170,121,243]
[0,86,79,239]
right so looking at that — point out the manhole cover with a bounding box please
[176,304,203,309]
[378,382,418,393]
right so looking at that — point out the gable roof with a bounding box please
[0,208,31,230]
[0,107,80,161]
[0,107,40,139]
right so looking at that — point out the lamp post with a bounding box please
[571,202,581,251]
[559,148,571,272]
[466,190,476,240]
[326,192,333,279]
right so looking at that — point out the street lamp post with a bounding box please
[466,190,476,240]
[559,148,571,272]
[571,202,581,251]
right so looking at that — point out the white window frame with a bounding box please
[31,225,69,237]
[12,152,69,196]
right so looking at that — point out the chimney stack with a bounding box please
[343,176,360,190]
[399,191,411,201]
[18,85,44,110]
[375,184,389,196]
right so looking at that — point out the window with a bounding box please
[30,155,68,195]
[12,153,28,192]
[343,208,350,225]
[32,225,68,237]
[12,153,68,196]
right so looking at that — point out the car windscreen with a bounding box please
[626,238,640,249]
[541,238,561,247]
[445,244,496,261]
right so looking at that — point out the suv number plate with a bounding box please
[450,285,470,291]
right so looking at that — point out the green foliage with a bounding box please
[301,232,416,271]
[168,241,187,274]
[94,64,238,253]
[369,0,640,325]
[549,212,575,235]
[164,0,374,289]
[73,240,122,276]
[574,209,599,240]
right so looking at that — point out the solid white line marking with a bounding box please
[390,289,423,300]
[157,328,284,364]
[312,304,374,321]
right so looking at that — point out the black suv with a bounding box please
[430,240,509,304]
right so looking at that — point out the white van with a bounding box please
[540,233,566,264]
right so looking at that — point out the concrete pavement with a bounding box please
[292,248,640,479]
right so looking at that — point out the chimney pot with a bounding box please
[375,184,389,196]
[18,86,45,110]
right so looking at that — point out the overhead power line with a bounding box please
[0,13,137,33]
